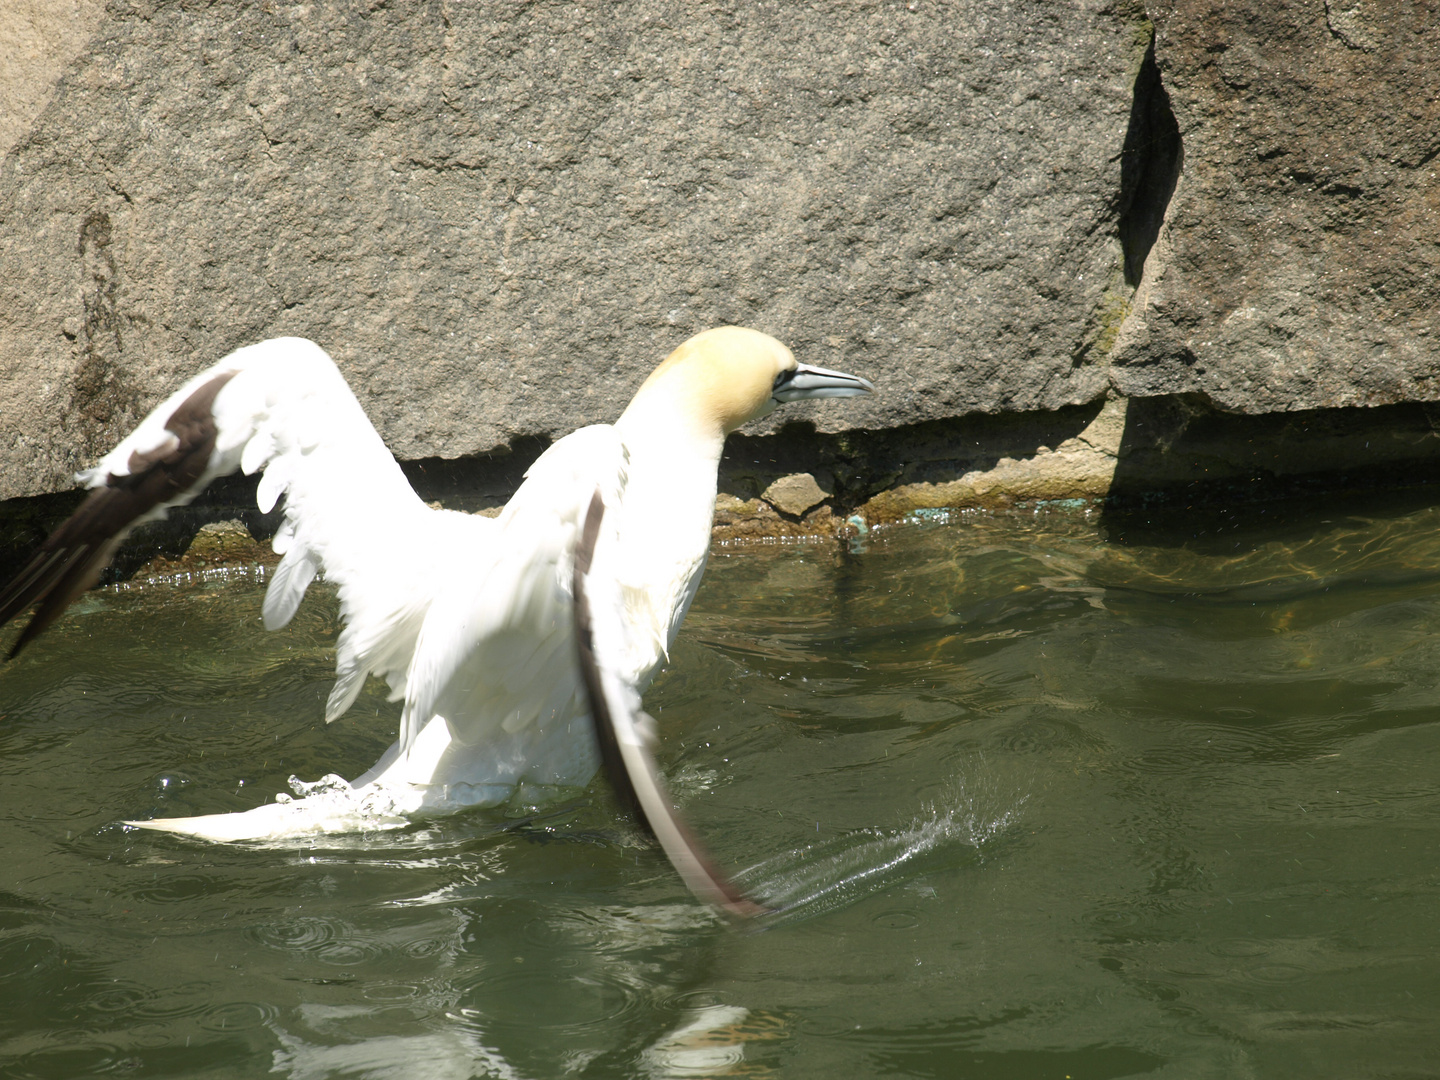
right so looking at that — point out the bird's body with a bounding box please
[0,328,872,854]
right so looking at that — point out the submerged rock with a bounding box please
[761,473,832,518]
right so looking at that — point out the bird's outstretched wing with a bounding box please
[572,489,768,918]
[0,337,486,718]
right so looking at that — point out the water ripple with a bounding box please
[132,981,214,1021]
[199,1000,276,1031]
[249,915,344,952]
[454,969,643,1033]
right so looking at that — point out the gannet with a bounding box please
[0,328,871,904]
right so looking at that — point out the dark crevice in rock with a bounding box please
[71,210,138,457]
[1116,33,1183,288]
[399,435,552,512]
[0,440,553,587]
[0,471,280,589]
[0,408,1108,581]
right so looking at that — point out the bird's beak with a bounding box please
[771,363,875,403]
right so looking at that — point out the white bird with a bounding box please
[0,327,871,908]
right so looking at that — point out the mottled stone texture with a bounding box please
[0,0,1142,501]
[3,0,1438,517]
[1112,0,1440,411]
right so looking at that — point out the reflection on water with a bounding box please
[4,496,1440,1076]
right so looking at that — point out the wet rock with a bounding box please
[856,396,1128,520]
[712,493,836,543]
[761,473,832,518]
[130,517,275,578]
[182,519,269,564]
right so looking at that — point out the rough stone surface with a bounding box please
[183,518,271,564]
[1110,0,1440,411]
[2,0,1439,540]
[0,0,105,160]
[0,0,1144,501]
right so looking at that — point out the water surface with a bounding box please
[3,497,1440,1077]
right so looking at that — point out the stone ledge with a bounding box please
[4,394,1440,581]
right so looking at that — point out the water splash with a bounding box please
[736,772,1027,925]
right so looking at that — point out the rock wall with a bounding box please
[0,0,1437,533]
[1112,0,1440,412]
[0,0,1142,502]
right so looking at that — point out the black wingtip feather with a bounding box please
[573,492,646,823]
[0,370,237,657]
[573,489,769,919]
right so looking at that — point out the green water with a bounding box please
[3,498,1440,1078]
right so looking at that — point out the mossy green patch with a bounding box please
[1091,287,1133,361]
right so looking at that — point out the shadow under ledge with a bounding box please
[3,395,1440,582]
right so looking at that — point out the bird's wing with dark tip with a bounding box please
[0,370,237,657]
[1,335,477,726]
[572,489,768,919]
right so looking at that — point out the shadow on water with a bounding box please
[1100,395,1440,553]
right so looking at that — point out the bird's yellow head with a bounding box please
[624,327,873,438]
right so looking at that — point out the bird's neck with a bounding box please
[613,406,725,540]
[615,390,727,461]
[610,404,727,655]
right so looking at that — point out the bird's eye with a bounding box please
[772,370,794,392]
